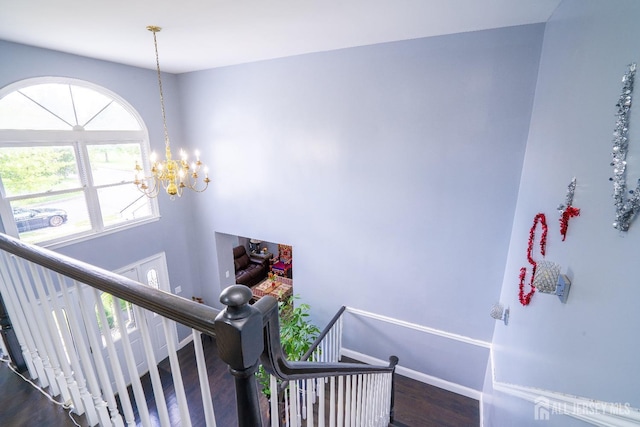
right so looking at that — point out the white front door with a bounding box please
[98,252,172,386]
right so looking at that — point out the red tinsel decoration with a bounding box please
[519,213,548,306]
[560,206,580,241]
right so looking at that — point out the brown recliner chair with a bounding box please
[233,245,268,287]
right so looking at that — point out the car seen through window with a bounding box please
[12,207,68,232]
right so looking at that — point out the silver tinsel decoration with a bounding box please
[611,63,640,232]
[557,177,577,215]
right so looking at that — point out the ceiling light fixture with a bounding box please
[134,25,209,199]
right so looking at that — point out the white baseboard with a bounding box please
[341,347,481,401]
[493,380,640,426]
[488,350,640,426]
[178,333,194,349]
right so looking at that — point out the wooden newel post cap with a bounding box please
[215,285,264,370]
[220,284,252,307]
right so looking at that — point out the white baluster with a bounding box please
[28,264,71,404]
[331,327,338,362]
[332,328,337,361]
[384,373,391,426]
[285,386,291,427]
[381,373,388,426]
[42,270,88,418]
[355,374,363,427]
[111,296,151,426]
[306,378,314,425]
[367,374,372,426]
[358,374,366,427]
[11,256,57,391]
[318,377,325,426]
[92,287,136,426]
[134,305,170,427]
[270,374,279,427]
[161,317,192,427]
[383,373,391,426]
[374,374,382,426]
[57,276,107,426]
[367,374,373,426]
[337,317,343,361]
[351,374,357,427]
[379,373,387,426]
[0,253,38,380]
[344,375,351,427]
[289,381,298,427]
[366,374,373,426]
[192,330,216,427]
[74,281,123,427]
[330,376,336,427]
[301,379,307,420]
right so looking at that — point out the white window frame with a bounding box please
[0,77,159,247]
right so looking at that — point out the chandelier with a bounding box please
[134,25,210,199]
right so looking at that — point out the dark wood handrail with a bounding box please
[0,232,218,337]
[255,296,395,381]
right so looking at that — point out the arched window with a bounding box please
[0,77,158,246]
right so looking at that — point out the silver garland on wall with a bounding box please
[610,63,640,232]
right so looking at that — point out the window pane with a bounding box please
[98,184,154,227]
[88,143,141,186]
[0,145,80,197]
[69,85,113,128]
[97,293,136,346]
[84,102,142,131]
[146,269,159,289]
[18,84,77,127]
[0,92,70,130]
[12,192,91,243]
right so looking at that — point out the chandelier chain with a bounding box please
[149,26,170,149]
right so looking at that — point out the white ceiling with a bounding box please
[0,0,562,74]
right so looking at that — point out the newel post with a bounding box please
[214,285,264,427]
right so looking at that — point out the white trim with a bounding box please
[345,306,491,349]
[342,306,489,400]
[342,306,640,426]
[479,393,485,427]
[340,347,481,401]
[0,129,146,142]
[489,349,640,426]
[492,380,640,427]
[178,333,194,350]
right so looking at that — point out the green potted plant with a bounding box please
[256,294,321,399]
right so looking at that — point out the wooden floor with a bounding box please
[0,339,479,426]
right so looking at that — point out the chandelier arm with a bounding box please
[136,174,162,198]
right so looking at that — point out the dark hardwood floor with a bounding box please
[0,357,88,426]
[0,339,479,426]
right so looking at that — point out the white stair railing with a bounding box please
[0,233,219,427]
[276,371,393,427]
[267,307,396,427]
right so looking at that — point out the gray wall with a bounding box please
[178,24,545,391]
[486,1,640,425]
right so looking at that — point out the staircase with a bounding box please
[0,232,399,426]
